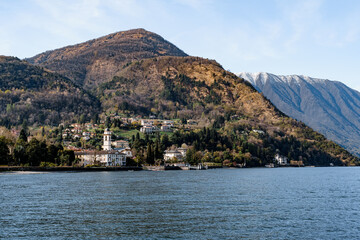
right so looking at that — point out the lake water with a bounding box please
[1,167,360,239]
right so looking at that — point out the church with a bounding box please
[75,129,128,167]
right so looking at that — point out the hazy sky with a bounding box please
[1,0,360,90]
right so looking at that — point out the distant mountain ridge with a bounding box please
[239,72,360,156]
[26,28,188,89]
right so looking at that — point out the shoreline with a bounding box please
[0,165,350,173]
[0,166,143,172]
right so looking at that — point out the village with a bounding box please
[1,114,296,169]
[60,116,210,169]
[47,115,293,169]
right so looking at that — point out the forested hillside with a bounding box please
[0,56,100,126]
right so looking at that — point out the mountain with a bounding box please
[26,28,187,89]
[0,56,100,126]
[239,72,360,156]
[95,56,358,166]
[10,29,359,166]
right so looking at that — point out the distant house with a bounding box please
[177,148,187,158]
[274,154,288,165]
[140,125,159,134]
[73,134,81,140]
[140,119,153,126]
[161,125,172,132]
[71,127,82,134]
[71,123,81,128]
[187,119,197,125]
[113,140,130,149]
[118,148,133,158]
[252,129,265,134]
[82,132,90,136]
[140,125,153,134]
[164,147,188,162]
[164,150,184,162]
[163,120,174,126]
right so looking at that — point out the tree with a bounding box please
[146,142,154,165]
[26,138,43,166]
[48,144,62,164]
[0,136,10,165]
[13,139,28,165]
[19,129,27,142]
[79,114,86,124]
[154,140,162,160]
[105,117,111,128]
[21,120,28,132]
[58,150,75,166]
[161,134,170,150]
[186,147,195,165]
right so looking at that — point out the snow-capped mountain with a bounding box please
[239,72,360,156]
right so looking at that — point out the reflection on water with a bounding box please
[1,168,360,239]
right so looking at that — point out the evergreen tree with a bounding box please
[105,117,111,128]
[19,129,27,142]
[0,136,9,165]
[48,144,61,164]
[161,134,170,150]
[154,140,162,160]
[146,142,154,165]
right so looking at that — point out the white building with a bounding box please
[164,146,188,162]
[140,119,153,126]
[82,132,91,141]
[164,150,184,162]
[75,129,127,167]
[161,125,172,132]
[140,125,153,134]
[140,125,159,134]
[252,129,265,134]
[76,150,126,166]
[118,148,133,158]
[274,154,288,165]
[163,120,174,126]
[103,128,112,150]
[177,148,187,158]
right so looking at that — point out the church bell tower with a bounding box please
[103,128,112,150]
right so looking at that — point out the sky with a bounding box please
[1,0,360,90]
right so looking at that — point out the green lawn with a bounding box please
[115,129,175,140]
[115,129,142,140]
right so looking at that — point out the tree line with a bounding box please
[0,129,75,167]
